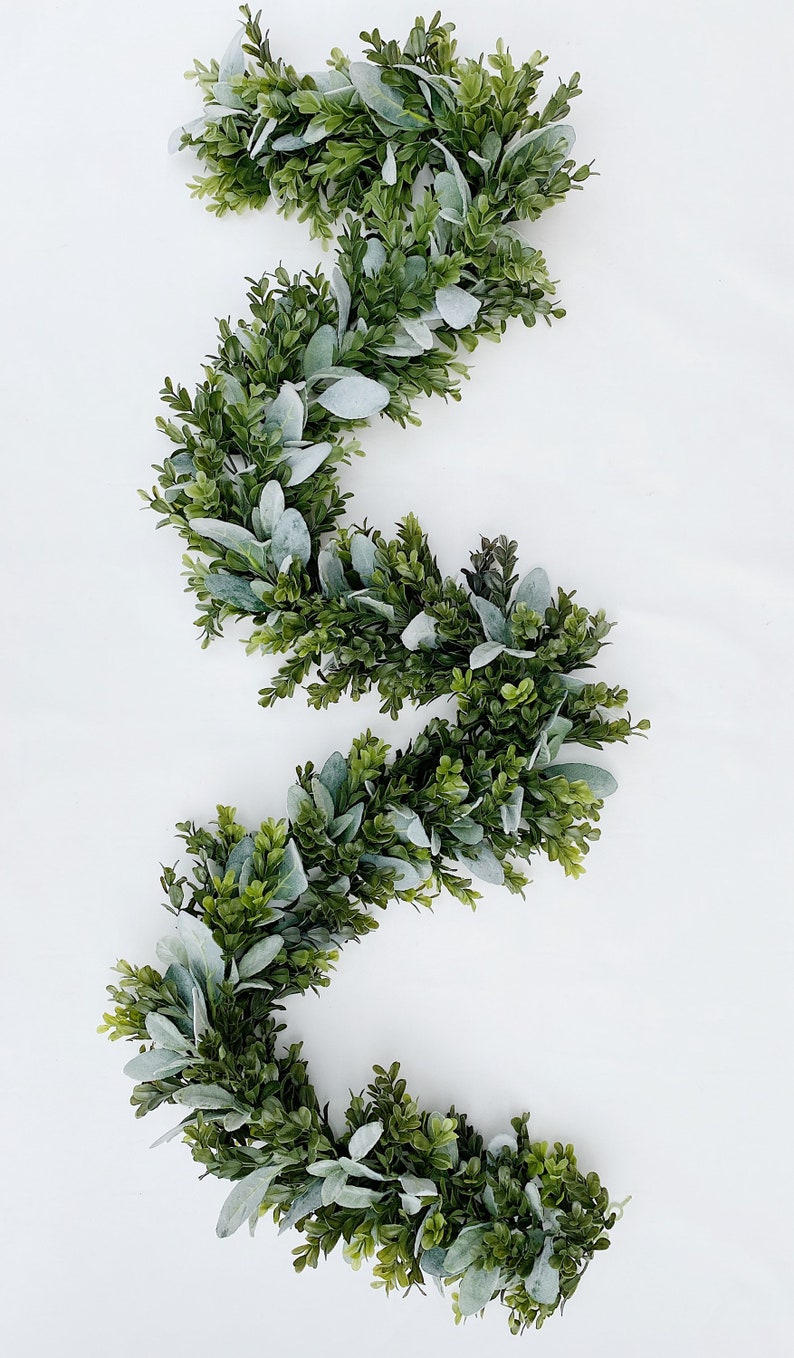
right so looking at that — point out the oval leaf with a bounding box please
[216,1164,281,1239]
[543,763,618,798]
[237,935,284,979]
[348,1120,383,1161]
[316,374,390,420]
[271,508,311,569]
[435,284,481,329]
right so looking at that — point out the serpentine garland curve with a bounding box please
[102,10,646,1334]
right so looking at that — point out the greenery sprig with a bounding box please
[106,9,644,1334]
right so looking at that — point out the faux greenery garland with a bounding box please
[104,10,644,1334]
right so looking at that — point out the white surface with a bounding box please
[2,1,793,1353]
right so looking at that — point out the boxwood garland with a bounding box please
[104,11,644,1334]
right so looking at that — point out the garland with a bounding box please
[103,11,645,1334]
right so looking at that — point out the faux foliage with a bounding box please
[106,9,645,1335]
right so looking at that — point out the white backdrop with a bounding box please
[2,2,793,1354]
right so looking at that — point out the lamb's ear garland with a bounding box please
[107,8,648,1338]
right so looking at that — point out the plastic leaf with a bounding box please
[271,509,311,569]
[318,544,349,598]
[248,115,277,158]
[335,1185,384,1209]
[303,324,336,378]
[469,641,506,669]
[526,1237,560,1305]
[487,1133,518,1157]
[189,518,261,555]
[382,142,397,185]
[348,1120,384,1160]
[174,1084,240,1111]
[387,806,431,848]
[282,441,332,485]
[273,839,308,904]
[458,1264,502,1316]
[316,374,390,420]
[328,802,364,843]
[362,237,387,278]
[225,836,254,882]
[216,1164,281,1239]
[435,284,481,329]
[360,855,424,891]
[318,751,348,803]
[420,1247,449,1276]
[278,1179,325,1235]
[500,787,524,834]
[348,62,430,130]
[514,567,551,614]
[285,787,312,830]
[471,596,511,644]
[175,915,225,987]
[218,27,246,81]
[202,570,263,613]
[543,763,618,797]
[352,592,396,623]
[350,533,378,585]
[145,1012,193,1052]
[399,316,433,350]
[455,842,504,885]
[330,267,351,342]
[123,1048,192,1081]
[321,1166,348,1206]
[442,1224,489,1275]
[168,117,207,154]
[400,611,438,651]
[264,382,305,443]
[238,935,284,979]
[400,1175,437,1198]
[311,776,335,822]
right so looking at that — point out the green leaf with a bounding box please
[278,1179,325,1235]
[526,1236,560,1305]
[286,783,313,824]
[318,751,347,804]
[514,567,551,613]
[216,1164,281,1238]
[458,1264,502,1316]
[272,839,308,904]
[435,284,481,329]
[145,1012,193,1052]
[400,610,438,651]
[282,441,332,486]
[350,533,377,585]
[420,1247,449,1277]
[543,763,618,797]
[189,518,262,556]
[175,915,225,987]
[237,935,284,979]
[362,237,387,277]
[259,480,285,537]
[174,1084,240,1111]
[202,570,263,613]
[455,842,504,885]
[318,543,349,597]
[271,508,311,569]
[303,324,337,379]
[471,596,511,644]
[225,835,254,882]
[348,62,430,130]
[442,1224,489,1274]
[123,1048,192,1081]
[500,787,524,834]
[360,854,424,891]
[316,374,390,420]
[335,1185,384,1209]
[469,641,506,669]
[348,1120,383,1160]
[328,802,364,843]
